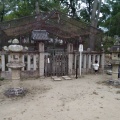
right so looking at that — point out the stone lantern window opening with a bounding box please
[13,55,19,60]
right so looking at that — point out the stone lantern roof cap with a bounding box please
[12,38,19,44]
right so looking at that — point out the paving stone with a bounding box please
[62,76,72,80]
[51,76,58,79]
[53,77,62,81]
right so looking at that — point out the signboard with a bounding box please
[79,44,83,52]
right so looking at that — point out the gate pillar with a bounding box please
[67,43,73,75]
[39,42,45,77]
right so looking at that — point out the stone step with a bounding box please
[52,76,62,81]
[62,76,72,80]
[51,76,58,79]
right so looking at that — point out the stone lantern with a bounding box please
[3,38,28,97]
[111,39,120,80]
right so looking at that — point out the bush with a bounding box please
[0,77,4,81]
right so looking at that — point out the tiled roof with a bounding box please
[111,45,120,52]
[32,30,49,41]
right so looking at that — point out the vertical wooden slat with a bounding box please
[44,54,68,76]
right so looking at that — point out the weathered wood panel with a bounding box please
[44,54,68,76]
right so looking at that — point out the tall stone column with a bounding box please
[39,42,45,77]
[67,43,73,75]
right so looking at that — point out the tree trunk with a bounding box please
[0,2,5,22]
[89,0,101,51]
[35,0,40,15]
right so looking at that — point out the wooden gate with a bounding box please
[44,54,68,76]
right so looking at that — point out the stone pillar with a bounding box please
[112,65,119,80]
[27,54,31,70]
[97,55,100,64]
[83,54,87,69]
[33,54,37,71]
[67,43,73,75]
[8,55,11,71]
[39,42,45,77]
[88,54,92,69]
[1,54,5,71]
[92,54,96,64]
[22,55,25,71]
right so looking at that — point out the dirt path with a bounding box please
[0,74,120,120]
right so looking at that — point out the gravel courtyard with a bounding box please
[0,74,120,120]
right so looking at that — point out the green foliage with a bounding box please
[102,36,116,53]
[100,0,120,37]
[2,0,68,21]
[0,0,11,22]
[0,77,4,81]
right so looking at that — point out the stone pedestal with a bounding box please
[112,65,119,80]
[11,69,20,80]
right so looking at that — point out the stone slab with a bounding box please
[53,77,62,81]
[51,76,58,79]
[62,76,72,80]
